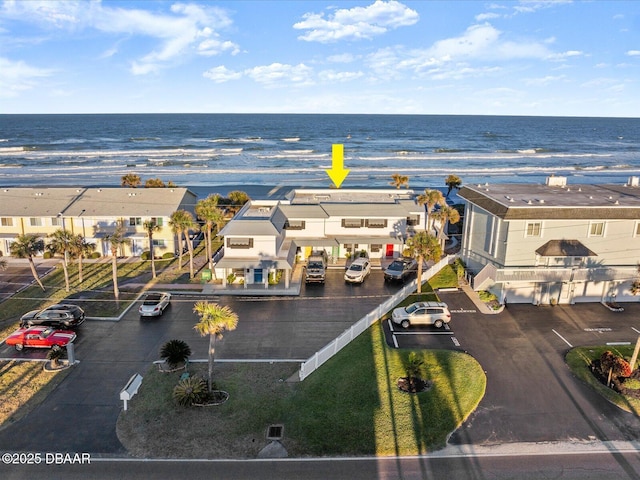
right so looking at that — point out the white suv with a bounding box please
[391,301,451,329]
[344,257,371,283]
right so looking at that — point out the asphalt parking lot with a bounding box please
[2,271,640,455]
[0,263,55,301]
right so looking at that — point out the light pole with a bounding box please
[79,209,86,237]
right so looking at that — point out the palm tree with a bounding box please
[390,173,409,189]
[416,188,445,231]
[405,231,442,293]
[144,178,165,188]
[47,228,75,292]
[70,234,95,284]
[193,301,239,392]
[169,210,199,278]
[10,234,45,291]
[143,220,162,279]
[195,195,226,271]
[431,205,461,250]
[105,220,131,301]
[445,174,462,198]
[121,173,142,188]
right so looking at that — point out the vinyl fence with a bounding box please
[298,255,455,381]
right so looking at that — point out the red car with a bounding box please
[4,326,76,351]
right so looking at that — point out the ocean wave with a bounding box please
[129,137,161,142]
[281,137,300,142]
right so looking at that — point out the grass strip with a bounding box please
[117,321,486,458]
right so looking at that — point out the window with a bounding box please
[406,215,420,226]
[365,219,388,229]
[371,244,382,253]
[129,217,142,226]
[342,218,363,228]
[227,237,253,249]
[525,222,541,237]
[29,218,43,227]
[150,217,164,227]
[51,217,62,226]
[285,220,306,230]
[589,222,604,237]
[152,239,166,247]
[0,217,13,227]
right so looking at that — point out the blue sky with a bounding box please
[1,0,639,116]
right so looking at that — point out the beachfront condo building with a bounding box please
[0,187,197,259]
[458,176,640,305]
[214,189,426,287]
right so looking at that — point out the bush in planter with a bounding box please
[173,376,207,406]
[160,339,191,369]
[46,346,66,368]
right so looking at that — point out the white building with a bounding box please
[214,189,425,287]
[458,176,640,304]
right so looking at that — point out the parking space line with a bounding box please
[452,337,460,347]
[632,327,640,335]
[552,329,573,348]
[388,319,395,332]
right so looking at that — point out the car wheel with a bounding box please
[51,345,62,352]
[15,344,24,351]
[434,319,444,328]
[401,319,410,329]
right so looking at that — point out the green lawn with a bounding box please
[566,345,640,414]
[117,321,486,458]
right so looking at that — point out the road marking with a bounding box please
[606,342,631,346]
[632,327,640,335]
[393,331,454,336]
[392,334,399,348]
[388,319,395,332]
[584,328,612,332]
[451,337,460,347]
[552,329,573,348]
[444,324,451,331]
[450,308,477,313]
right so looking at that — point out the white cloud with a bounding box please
[1,1,239,75]
[0,57,53,97]
[327,53,357,63]
[523,74,567,86]
[202,65,242,83]
[475,12,501,21]
[627,50,640,56]
[243,63,314,87]
[547,50,584,61]
[293,0,418,43]
[318,70,364,82]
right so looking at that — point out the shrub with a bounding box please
[624,378,640,390]
[160,339,191,368]
[90,252,101,259]
[43,251,52,259]
[47,347,66,368]
[226,273,236,284]
[173,376,207,406]
[614,357,632,378]
[162,252,175,259]
[453,258,466,279]
[141,251,151,260]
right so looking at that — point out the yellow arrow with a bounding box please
[326,144,350,188]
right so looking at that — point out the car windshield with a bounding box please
[388,261,404,271]
[308,262,323,269]
[41,328,54,338]
[143,295,162,305]
[349,264,363,272]
[405,304,419,314]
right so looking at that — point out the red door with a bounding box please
[385,244,394,257]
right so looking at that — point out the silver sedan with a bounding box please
[138,292,172,317]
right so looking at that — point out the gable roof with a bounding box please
[535,240,597,257]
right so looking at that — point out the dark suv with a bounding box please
[383,258,418,282]
[20,304,86,328]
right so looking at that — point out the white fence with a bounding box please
[298,255,455,381]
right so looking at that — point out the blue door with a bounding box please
[254,269,263,283]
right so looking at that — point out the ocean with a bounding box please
[0,114,639,194]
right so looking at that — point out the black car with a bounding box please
[383,258,418,282]
[20,304,86,328]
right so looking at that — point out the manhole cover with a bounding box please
[266,424,284,440]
